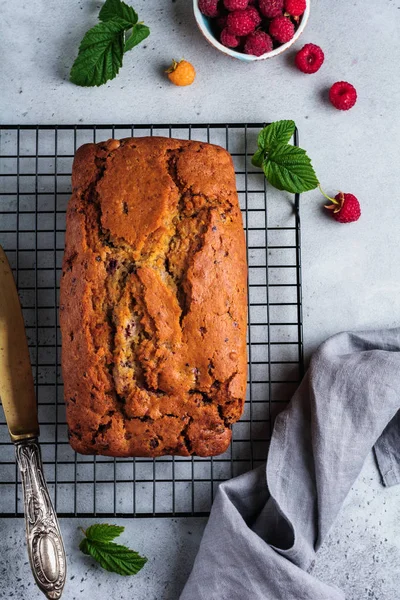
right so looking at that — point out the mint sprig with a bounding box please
[252,120,319,194]
[79,523,148,576]
[70,0,150,87]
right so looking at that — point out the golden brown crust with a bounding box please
[60,137,247,457]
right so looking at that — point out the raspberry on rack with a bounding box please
[329,81,358,110]
[269,15,295,43]
[295,43,324,74]
[227,9,257,35]
[244,30,273,56]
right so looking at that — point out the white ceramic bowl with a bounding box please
[193,1,310,62]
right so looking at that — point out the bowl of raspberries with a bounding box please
[194,0,310,60]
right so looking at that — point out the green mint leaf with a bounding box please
[99,0,138,25]
[80,539,147,576]
[70,17,131,87]
[85,524,125,543]
[252,148,264,168]
[263,143,319,194]
[124,23,150,53]
[257,120,296,152]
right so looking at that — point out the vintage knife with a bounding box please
[0,246,66,599]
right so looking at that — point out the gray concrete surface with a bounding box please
[1,0,400,598]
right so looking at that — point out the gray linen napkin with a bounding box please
[180,328,400,600]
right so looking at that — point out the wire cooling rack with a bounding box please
[0,123,303,517]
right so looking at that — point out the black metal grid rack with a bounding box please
[0,123,303,517]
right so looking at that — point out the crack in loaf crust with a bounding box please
[60,137,248,457]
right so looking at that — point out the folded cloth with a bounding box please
[180,328,400,600]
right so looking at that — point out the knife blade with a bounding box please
[0,246,66,599]
[0,246,39,441]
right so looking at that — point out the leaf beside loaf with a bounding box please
[257,120,296,152]
[79,523,148,576]
[252,120,319,194]
[251,148,265,168]
[84,523,125,543]
[262,144,319,194]
[80,539,147,576]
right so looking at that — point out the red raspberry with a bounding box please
[329,82,357,111]
[244,30,273,55]
[325,193,361,223]
[284,0,306,16]
[295,43,324,74]
[246,5,262,26]
[198,0,220,18]
[227,9,256,35]
[259,0,284,18]
[224,0,249,9]
[269,15,295,43]
[220,28,240,47]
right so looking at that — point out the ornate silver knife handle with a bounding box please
[15,438,66,599]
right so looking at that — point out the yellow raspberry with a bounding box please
[166,59,196,86]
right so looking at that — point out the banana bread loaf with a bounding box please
[60,136,247,457]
